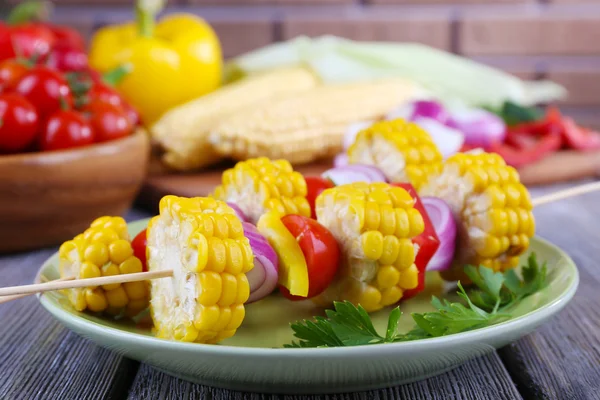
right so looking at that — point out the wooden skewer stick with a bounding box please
[1,180,600,300]
[531,180,600,207]
[0,276,76,305]
[0,269,173,297]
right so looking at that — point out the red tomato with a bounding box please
[391,183,440,300]
[122,102,141,127]
[15,66,72,118]
[1,23,55,61]
[0,93,39,152]
[46,42,89,72]
[88,82,125,107]
[40,109,94,151]
[131,229,148,272]
[304,176,335,219]
[0,59,28,91]
[43,24,86,52]
[84,100,132,142]
[279,215,340,300]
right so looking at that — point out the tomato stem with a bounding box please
[102,65,131,87]
[6,1,53,25]
[59,96,69,111]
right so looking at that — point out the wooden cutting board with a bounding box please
[138,151,600,212]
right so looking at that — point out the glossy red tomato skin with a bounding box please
[84,100,132,143]
[279,214,341,300]
[391,183,440,300]
[46,42,89,72]
[1,23,55,62]
[40,110,94,151]
[131,229,148,272]
[0,60,28,91]
[0,93,39,152]
[88,82,124,107]
[304,176,335,219]
[14,66,72,119]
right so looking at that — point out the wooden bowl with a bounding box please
[0,130,150,253]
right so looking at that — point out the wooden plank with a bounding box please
[497,183,600,400]
[0,210,149,400]
[127,353,522,399]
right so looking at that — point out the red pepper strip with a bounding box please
[490,131,562,168]
[559,116,600,151]
[390,183,440,301]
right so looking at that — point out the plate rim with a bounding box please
[37,225,579,358]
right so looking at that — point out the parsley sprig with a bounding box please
[285,254,547,348]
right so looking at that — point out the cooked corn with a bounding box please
[314,182,424,312]
[212,157,311,224]
[58,216,150,317]
[419,151,535,281]
[147,195,254,344]
[209,79,418,165]
[151,67,320,171]
[347,118,443,190]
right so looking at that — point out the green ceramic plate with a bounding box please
[36,218,579,394]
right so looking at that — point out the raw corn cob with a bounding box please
[419,151,535,281]
[151,67,320,171]
[212,157,311,224]
[58,216,150,317]
[146,195,254,343]
[314,182,425,312]
[209,79,418,165]
[347,118,443,190]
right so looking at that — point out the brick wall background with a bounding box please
[6,0,599,126]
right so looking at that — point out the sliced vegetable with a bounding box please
[421,197,456,272]
[391,183,440,300]
[410,99,451,123]
[333,153,348,167]
[226,202,249,223]
[322,164,387,186]
[278,215,340,301]
[304,175,335,219]
[411,117,464,159]
[242,222,279,303]
[256,211,309,297]
[447,108,506,149]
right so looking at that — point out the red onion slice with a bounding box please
[333,153,349,168]
[227,202,249,223]
[447,108,506,149]
[322,164,387,186]
[242,222,279,303]
[421,197,457,272]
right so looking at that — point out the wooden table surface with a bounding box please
[1,181,600,400]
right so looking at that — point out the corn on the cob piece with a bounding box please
[147,195,254,344]
[212,157,311,224]
[58,216,150,317]
[419,151,535,281]
[150,67,320,171]
[314,182,424,313]
[208,79,418,165]
[347,118,443,190]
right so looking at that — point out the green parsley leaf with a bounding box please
[385,307,402,342]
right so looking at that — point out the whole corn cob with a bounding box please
[419,151,535,281]
[212,157,311,224]
[147,195,254,344]
[208,79,418,165]
[347,118,443,190]
[314,182,424,313]
[58,216,150,317]
[151,67,320,171]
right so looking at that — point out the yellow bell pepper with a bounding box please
[88,0,222,125]
[257,211,309,297]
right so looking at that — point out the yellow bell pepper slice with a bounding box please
[257,211,309,297]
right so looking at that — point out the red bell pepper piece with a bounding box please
[391,183,440,300]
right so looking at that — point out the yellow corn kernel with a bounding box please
[361,231,384,260]
[207,237,227,273]
[84,243,109,267]
[85,288,107,312]
[381,286,403,306]
[395,239,416,271]
[105,286,129,308]
[398,265,419,290]
[101,263,121,291]
[224,239,244,274]
[358,285,382,312]
[394,208,410,238]
[174,324,199,342]
[379,205,396,235]
[218,273,238,307]
[364,202,380,231]
[194,305,220,331]
[119,257,143,275]
[198,272,222,306]
[123,281,147,300]
[108,240,133,264]
[227,304,246,330]
[212,307,232,332]
[379,235,400,265]
[407,208,425,237]
[223,213,244,238]
[376,266,400,289]
[235,274,250,304]
[92,229,120,245]
[211,215,229,239]
[80,262,101,280]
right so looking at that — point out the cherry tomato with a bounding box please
[391,183,440,300]
[15,66,72,119]
[42,24,86,52]
[1,23,55,61]
[88,82,125,107]
[279,215,340,300]
[46,42,89,72]
[0,93,39,152]
[131,229,148,272]
[0,59,28,91]
[305,176,335,219]
[40,109,94,151]
[84,100,132,143]
[122,102,141,127]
